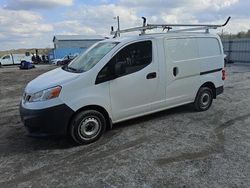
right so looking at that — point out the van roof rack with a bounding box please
[110,17,231,38]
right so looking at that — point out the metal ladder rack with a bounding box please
[110,17,231,37]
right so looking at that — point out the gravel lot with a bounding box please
[0,64,250,187]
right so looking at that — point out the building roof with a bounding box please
[53,35,105,42]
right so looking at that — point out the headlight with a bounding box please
[28,86,62,102]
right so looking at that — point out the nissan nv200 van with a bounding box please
[20,32,225,144]
[20,15,231,144]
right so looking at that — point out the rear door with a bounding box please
[164,37,200,106]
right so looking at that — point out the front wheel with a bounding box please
[70,110,106,145]
[193,87,213,111]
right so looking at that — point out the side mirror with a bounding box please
[115,61,126,76]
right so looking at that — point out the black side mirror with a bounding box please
[115,61,126,76]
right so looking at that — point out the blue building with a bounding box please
[50,35,105,60]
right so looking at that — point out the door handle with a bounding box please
[146,72,157,79]
[173,67,178,77]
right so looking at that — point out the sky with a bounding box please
[0,0,250,51]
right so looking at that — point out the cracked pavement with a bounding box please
[0,64,250,187]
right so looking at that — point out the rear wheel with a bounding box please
[70,110,106,145]
[194,87,213,111]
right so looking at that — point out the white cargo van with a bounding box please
[0,54,32,66]
[20,18,229,144]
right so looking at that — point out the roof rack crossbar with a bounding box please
[169,26,213,33]
[110,17,231,37]
[147,16,231,28]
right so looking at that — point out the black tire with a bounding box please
[0,62,2,68]
[70,110,106,145]
[194,87,213,111]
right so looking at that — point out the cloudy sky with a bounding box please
[0,0,250,50]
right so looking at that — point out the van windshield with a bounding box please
[64,42,119,73]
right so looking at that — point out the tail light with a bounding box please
[222,69,226,80]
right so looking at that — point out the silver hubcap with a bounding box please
[200,92,210,108]
[79,117,100,140]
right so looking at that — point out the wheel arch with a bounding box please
[67,105,112,135]
[199,82,216,99]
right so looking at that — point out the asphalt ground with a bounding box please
[0,64,250,187]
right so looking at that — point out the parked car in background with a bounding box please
[51,55,77,65]
[56,55,77,66]
[50,58,62,65]
[0,54,32,67]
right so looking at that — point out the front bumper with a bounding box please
[19,103,74,136]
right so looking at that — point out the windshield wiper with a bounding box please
[62,64,78,72]
[67,66,78,72]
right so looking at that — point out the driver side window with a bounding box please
[3,55,10,59]
[96,40,152,84]
[115,40,152,76]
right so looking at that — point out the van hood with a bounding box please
[25,67,80,93]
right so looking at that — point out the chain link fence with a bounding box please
[222,38,250,64]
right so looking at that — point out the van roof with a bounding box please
[104,32,219,43]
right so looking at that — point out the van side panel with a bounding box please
[198,37,224,88]
[61,35,224,125]
[164,37,200,106]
